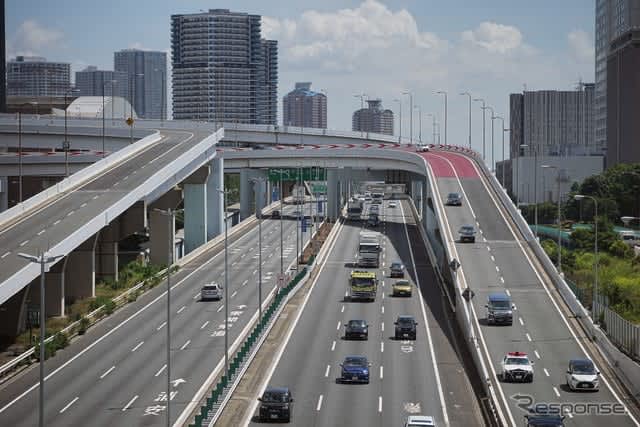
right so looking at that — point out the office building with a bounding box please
[75,66,128,98]
[114,49,167,120]
[7,56,70,97]
[283,82,327,128]
[352,99,393,135]
[171,9,278,124]
[595,0,640,160]
[509,87,595,159]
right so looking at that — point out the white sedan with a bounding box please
[388,201,397,208]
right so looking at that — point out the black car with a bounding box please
[525,415,565,426]
[367,214,380,227]
[446,192,462,206]
[345,319,369,340]
[458,225,476,243]
[272,210,281,219]
[394,315,417,340]
[389,261,405,278]
[258,387,294,422]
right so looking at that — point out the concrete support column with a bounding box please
[184,166,210,254]
[207,158,224,240]
[97,219,120,282]
[149,189,182,265]
[0,287,29,338]
[64,240,96,302]
[27,270,64,318]
[327,169,340,221]
[0,176,8,212]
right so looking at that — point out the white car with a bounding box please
[404,415,435,426]
[500,351,534,382]
[566,359,599,391]
[388,201,397,208]
[416,144,430,152]
[201,283,223,301]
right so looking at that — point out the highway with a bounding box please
[426,150,639,427]
[0,128,214,289]
[0,202,313,426]
[247,199,483,427]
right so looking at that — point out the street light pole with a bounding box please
[18,251,63,427]
[427,113,436,145]
[461,92,472,149]
[414,105,422,143]
[250,178,265,323]
[474,98,486,163]
[18,112,23,203]
[493,115,505,184]
[218,188,230,379]
[393,98,402,143]
[436,91,448,146]
[575,195,598,312]
[402,91,413,144]
[483,106,495,171]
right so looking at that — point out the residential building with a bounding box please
[283,82,327,128]
[352,99,393,135]
[114,49,167,120]
[75,66,128,98]
[7,56,70,97]
[595,0,640,161]
[170,9,278,124]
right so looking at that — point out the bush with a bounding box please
[52,332,68,350]
[88,295,112,312]
[78,317,90,335]
[127,291,138,303]
[103,299,116,315]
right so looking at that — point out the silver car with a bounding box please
[201,283,223,301]
[565,359,599,391]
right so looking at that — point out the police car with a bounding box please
[500,351,534,382]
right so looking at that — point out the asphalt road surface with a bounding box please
[0,203,313,426]
[248,199,484,427]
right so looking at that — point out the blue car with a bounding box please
[339,355,371,384]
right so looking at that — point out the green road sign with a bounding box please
[268,168,326,183]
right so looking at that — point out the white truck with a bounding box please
[347,199,363,221]
[358,231,381,267]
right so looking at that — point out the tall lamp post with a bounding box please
[153,207,182,427]
[18,251,63,427]
[217,188,231,379]
[63,88,79,177]
[18,112,23,203]
[393,98,402,143]
[542,164,562,271]
[427,113,436,146]
[402,91,413,145]
[493,115,505,185]
[102,79,117,158]
[414,105,422,143]
[272,168,287,276]
[436,91,448,146]
[460,92,472,149]
[473,98,486,163]
[484,106,495,171]
[250,178,265,323]
[575,195,599,311]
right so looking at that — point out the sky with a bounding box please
[7,0,595,159]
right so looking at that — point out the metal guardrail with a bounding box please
[594,296,640,361]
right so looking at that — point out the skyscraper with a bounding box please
[114,49,167,120]
[7,56,70,97]
[75,66,128,98]
[595,0,640,160]
[171,9,278,124]
[352,99,393,135]
[283,82,327,128]
[509,87,595,158]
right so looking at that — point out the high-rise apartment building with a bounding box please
[595,0,640,160]
[114,49,167,119]
[7,56,70,97]
[170,9,278,124]
[283,82,327,128]
[509,87,595,159]
[352,99,393,135]
[75,66,128,98]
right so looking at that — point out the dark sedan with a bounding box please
[344,319,369,340]
[258,386,294,422]
[339,355,371,384]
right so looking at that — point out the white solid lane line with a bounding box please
[177,306,186,314]
[180,340,191,350]
[59,397,79,413]
[99,366,115,379]
[131,341,144,352]
[316,395,324,411]
[200,320,209,330]
[154,364,167,377]
[122,395,138,411]
[324,365,330,378]
[157,321,167,331]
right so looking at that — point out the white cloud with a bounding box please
[460,22,523,54]
[567,29,594,62]
[8,20,64,58]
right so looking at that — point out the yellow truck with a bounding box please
[349,270,377,302]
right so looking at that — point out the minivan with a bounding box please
[485,292,514,325]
